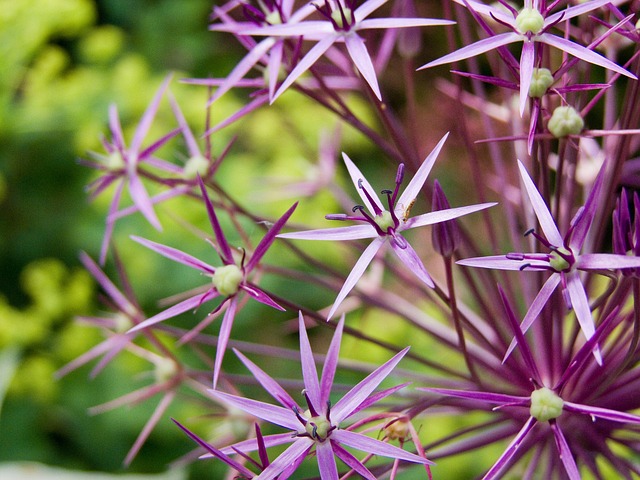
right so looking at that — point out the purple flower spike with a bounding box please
[207,312,430,479]
[419,0,636,116]
[129,179,297,387]
[280,133,496,319]
[458,161,640,363]
[237,0,454,102]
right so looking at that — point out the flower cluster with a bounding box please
[66,0,640,478]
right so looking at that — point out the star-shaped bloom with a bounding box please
[419,0,636,115]
[238,0,454,102]
[458,160,640,363]
[279,133,496,319]
[82,75,181,264]
[208,312,431,480]
[129,177,297,387]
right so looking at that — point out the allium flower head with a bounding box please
[129,177,297,387]
[207,312,431,479]
[280,133,496,319]
[419,0,636,115]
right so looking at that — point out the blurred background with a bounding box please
[0,1,225,477]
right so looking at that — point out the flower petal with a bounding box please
[213,297,239,388]
[297,311,322,411]
[208,390,300,430]
[390,238,434,287]
[404,202,497,230]
[332,429,433,465]
[397,132,448,208]
[320,315,344,406]
[344,34,381,100]
[130,235,216,274]
[517,160,564,246]
[233,348,297,409]
[342,152,385,214]
[278,224,378,241]
[326,237,385,320]
[316,441,339,480]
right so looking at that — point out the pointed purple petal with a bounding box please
[130,235,216,274]
[344,34,381,100]
[208,390,299,430]
[504,274,560,360]
[246,202,298,271]
[538,34,635,79]
[390,239,434,287]
[342,152,385,214]
[577,253,640,270]
[316,441,339,480]
[420,387,529,405]
[457,254,546,270]
[241,283,284,310]
[519,41,535,116]
[397,133,448,208]
[330,441,377,480]
[517,160,563,246]
[320,315,344,406]
[256,439,313,480]
[570,164,605,250]
[297,311,322,412]
[233,349,297,409]
[550,422,581,480]
[565,272,601,364]
[358,18,455,29]
[326,237,385,320]
[130,75,172,155]
[100,180,125,265]
[80,252,134,314]
[210,37,276,104]
[332,429,433,465]
[545,0,612,25]
[173,419,255,478]
[271,35,336,103]
[563,401,640,424]
[127,170,162,230]
[198,176,234,264]
[353,0,387,20]
[129,289,218,333]
[482,417,536,480]
[418,32,520,70]
[213,297,238,388]
[278,225,377,241]
[332,346,409,422]
[404,202,496,230]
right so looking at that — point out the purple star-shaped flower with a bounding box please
[279,133,496,319]
[208,312,431,479]
[458,160,640,363]
[129,177,297,387]
[419,0,636,115]
[238,0,454,102]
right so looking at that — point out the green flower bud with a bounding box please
[529,68,554,98]
[548,106,584,138]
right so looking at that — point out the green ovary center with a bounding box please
[374,210,395,232]
[212,264,243,296]
[331,7,353,30]
[515,8,544,35]
[183,155,209,179]
[105,151,125,171]
[304,414,332,441]
[549,247,572,272]
[530,387,564,421]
